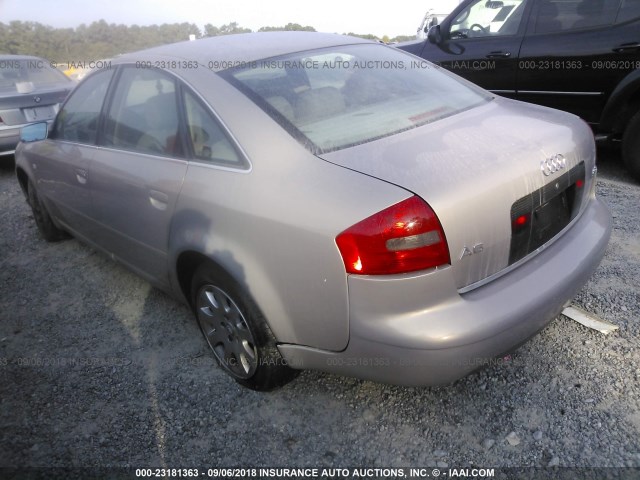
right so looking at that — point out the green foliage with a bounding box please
[203,22,252,37]
[343,32,415,44]
[258,23,316,32]
[0,20,411,61]
[345,32,380,41]
[0,20,203,61]
[391,35,415,43]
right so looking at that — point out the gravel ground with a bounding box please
[0,149,639,474]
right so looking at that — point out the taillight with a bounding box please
[336,196,450,275]
[512,213,530,232]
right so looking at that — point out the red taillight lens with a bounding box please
[512,213,530,231]
[336,196,450,275]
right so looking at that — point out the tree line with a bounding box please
[0,20,414,62]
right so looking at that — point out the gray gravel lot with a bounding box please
[0,149,639,473]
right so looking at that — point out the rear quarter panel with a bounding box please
[169,69,411,351]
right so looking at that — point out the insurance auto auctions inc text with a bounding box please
[196,467,495,478]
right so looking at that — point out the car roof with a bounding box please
[114,31,373,71]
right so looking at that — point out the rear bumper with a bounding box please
[0,125,22,155]
[279,197,611,386]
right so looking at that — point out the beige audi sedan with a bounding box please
[15,32,611,390]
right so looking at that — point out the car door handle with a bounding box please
[486,51,511,59]
[613,42,640,53]
[74,168,88,185]
[149,190,169,211]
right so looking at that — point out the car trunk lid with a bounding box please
[320,98,594,290]
[0,85,71,125]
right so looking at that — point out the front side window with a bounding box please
[183,90,244,167]
[223,44,491,154]
[450,0,529,38]
[534,0,621,33]
[51,69,114,144]
[103,67,183,157]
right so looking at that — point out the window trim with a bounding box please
[94,65,123,148]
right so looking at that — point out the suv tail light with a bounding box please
[336,196,450,275]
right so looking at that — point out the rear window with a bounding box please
[0,58,70,93]
[534,0,621,33]
[222,44,491,154]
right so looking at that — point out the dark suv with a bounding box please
[398,0,640,181]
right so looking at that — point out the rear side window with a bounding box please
[51,69,114,144]
[616,0,640,22]
[103,67,183,157]
[534,0,621,33]
[183,90,245,168]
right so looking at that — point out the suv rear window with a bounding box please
[534,0,621,33]
[222,44,491,154]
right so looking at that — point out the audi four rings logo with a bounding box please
[541,154,566,176]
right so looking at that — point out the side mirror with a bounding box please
[427,25,443,45]
[428,17,439,29]
[20,122,48,143]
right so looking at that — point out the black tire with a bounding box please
[191,262,299,391]
[622,110,640,183]
[27,180,68,242]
